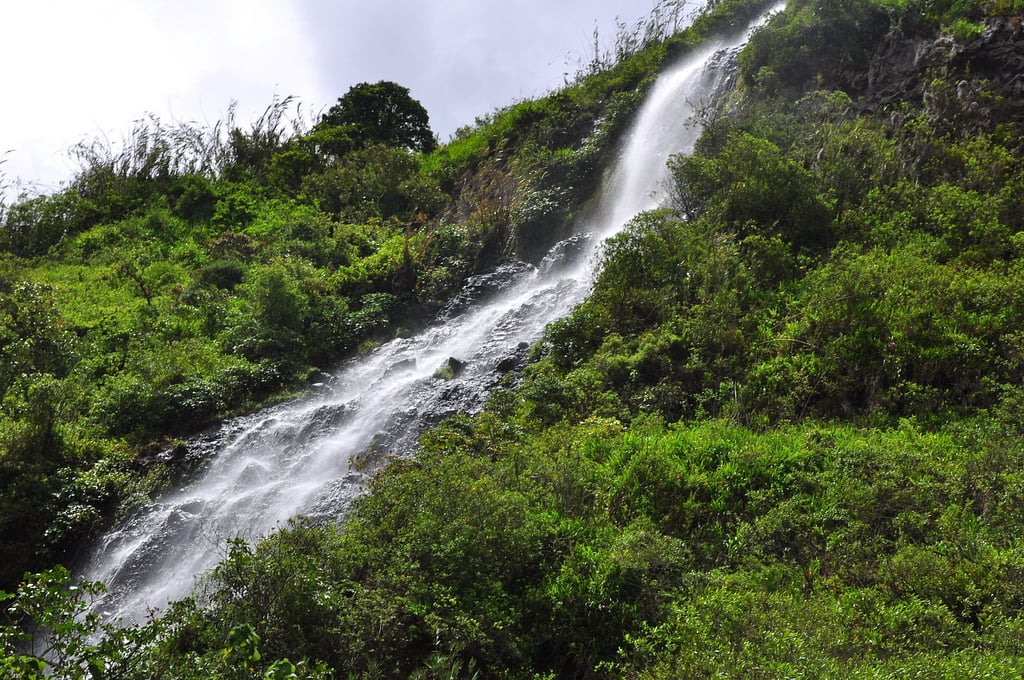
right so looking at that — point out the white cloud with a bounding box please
[1,0,317,192]
[1,0,657,193]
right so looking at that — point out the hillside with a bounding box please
[0,9,679,592]
[4,0,1024,677]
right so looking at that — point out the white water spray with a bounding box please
[79,7,781,626]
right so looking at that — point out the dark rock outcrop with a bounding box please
[862,14,1024,128]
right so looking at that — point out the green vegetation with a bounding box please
[319,81,437,154]
[6,0,1024,677]
[0,59,653,592]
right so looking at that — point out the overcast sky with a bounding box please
[0,0,679,195]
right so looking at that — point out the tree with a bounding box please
[318,81,436,154]
[0,281,76,403]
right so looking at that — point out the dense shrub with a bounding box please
[6,0,1024,676]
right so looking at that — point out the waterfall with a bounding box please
[78,5,782,626]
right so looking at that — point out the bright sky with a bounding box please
[0,0,678,196]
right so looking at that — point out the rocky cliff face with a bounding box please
[863,13,1024,129]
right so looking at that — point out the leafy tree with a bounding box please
[301,143,443,222]
[0,191,91,258]
[0,567,321,679]
[318,81,437,153]
[0,281,75,402]
[670,130,832,253]
[0,567,112,679]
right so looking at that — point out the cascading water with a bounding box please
[79,5,782,626]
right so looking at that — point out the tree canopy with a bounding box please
[318,80,436,154]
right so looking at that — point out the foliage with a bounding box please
[318,81,437,154]
[1,567,113,679]
[6,0,1024,677]
[739,0,889,96]
[97,418,1024,677]
[0,0,664,593]
[0,567,326,679]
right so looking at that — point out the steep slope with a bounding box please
[0,0,690,591]
[5,0,1024,678]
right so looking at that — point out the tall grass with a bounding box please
[68,95,309,184]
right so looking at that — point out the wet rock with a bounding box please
[434,261,534,322]
[496,342,531,373]
[385,358,417,376]
[294,403,351,442]
[434,356,466,380]
[537,232,593,275]
[496,356,519,373]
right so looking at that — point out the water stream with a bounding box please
[79,7,781,626]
